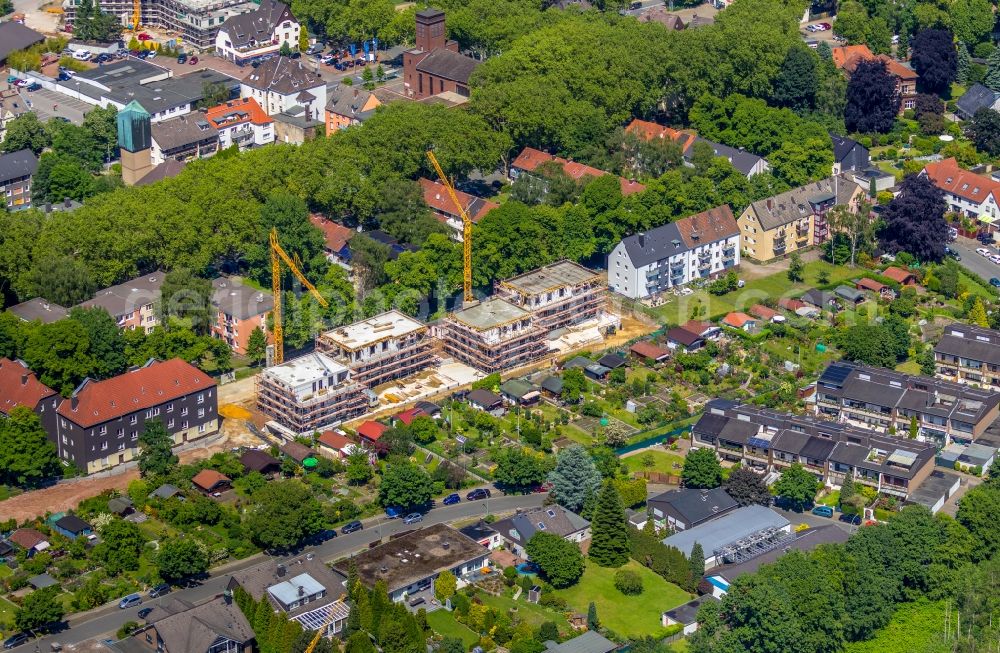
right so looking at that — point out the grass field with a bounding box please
[426,609,479,647]
[623,449,686,475]
[555,560,692,638]
[478,593,570,631]
[0,596,17,630]
[845,600,949,653]
[650,260,861,323]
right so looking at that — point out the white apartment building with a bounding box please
[215,0,300,64]
[240,56,326,122]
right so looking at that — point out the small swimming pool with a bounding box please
[515,562,539,575]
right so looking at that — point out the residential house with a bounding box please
[646,487,738,531]
[511,146,646,197]
[721,312,757,332]
[934,323,1000,390]
[882,266,919,286]
[459,520,502,549]
[608,204,740,299]
[661,505,791,569]
[210,276,273,355]
[638,8,686,29]
[241,56,326,122]
[830,133,870,174]
[956,83,1000,120]
[666,326,705,352]
[403,9,481,100]
[56,358,220,473]
[332,523,491,602]
[492,506,590,559]
[624,119,769,178]
[272,107,322,144]
[53,514,93,540]
[356,421,388,448]
[543,632,619,653]
[0,357,60,439]
[467,389,505,415]
[815,360,1000,446]
[0,149,38,211]
[832,44,918,111]
[921,157,1000,224]
[855,277,896,300]
[0,88,29,145]
[325,85,380,133]
[9,528,49,554]
[77,271,164,333]
[205,97,275,151]
[192,469,231,494]
[124,595,254,653]
[150,114,220,165]
[214,0,300,64]
[629,340,671,363]
[737,176,864,261]
[662,595,720,634]
[419,178,499,241]
[310,214,354,265]
[228,555,350,636]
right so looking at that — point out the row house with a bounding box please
[510,146,646,198]
[215,0,300,65]
[814,361,1000,446]
[55,359,219,474]
[0,357,59,437]
[497,260,606,332]
[624,119,769,179]
[692,400,937,499]
[608,205,739,299]
[315,310,436,389]
[921,157,1000,226]
[737,176,864,262]
[934,322,1000,389]
[418,178,498,241]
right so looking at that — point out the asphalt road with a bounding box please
[10,492,547,651]
[948,236,1000,283]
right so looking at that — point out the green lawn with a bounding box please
[478,592,570,632]
[623,449,686,475]
[669,639,690,652]
[426,609,479,647]
[650,260,862,323]
[555,560,691,639]
[0,565,12,580]
[0,596,18,631]
[845,600,949,653]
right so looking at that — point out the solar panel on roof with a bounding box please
[747,437,772,449]
[819,364,851,388]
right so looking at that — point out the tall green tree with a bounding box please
[158,268,214,335]
[244,479,325,550]
[773,463,820,510]
[987,48,1000,91]
[724,467,772,506]
[525,532,585,588]
[27,256,96,307]
[492,447,551,490]
[548,445,601,514]
[137,419,178,477]
[689,542,705,580]
[588,480,630,567]
[157,537,209,581]
[246,327,267,365]
[95,519,146,574]
[772,45,818,111]
[682,448,723,489]
[586,601,599,630]
[22,318,94,396]
[14,586,65,632]
[1,113,51,154]
[68,307,127,379]
[0,406,60,488]
[378,459,433,509]
[956,41,971,84]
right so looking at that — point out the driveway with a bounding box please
[949,236,999,283]
[8,491,547,651]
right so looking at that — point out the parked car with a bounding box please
[149,583,170,598]
[3,633,29,650]
[306,529,337,545]
[811,505,834,518]
[403,512,423,524]
[26,82,41,91]
[137,32,152,41]
[977,247,991,257]
[188,56,198,65]
[119,593,143,609]
[466,488,491,501]
[341,520,363,534]
[177,53,187,63]
[442,493,461,505]
[13,79,29,87]
[385,506,403,519]
[57,72,71,81]
[137,607,153,620]
[145,51,156,59]
[944,246,960,261]
[990,277,1000,288]
[71,50,91,61]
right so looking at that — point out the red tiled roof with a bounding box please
[418,178,499,223]
[750,304,779,321]
[192,469,230,491]
[675,204,738,248]
[883,267,917,284]
[722,312,755,328]
[923,158,1000,205]
[0,357,56,416]
[318,430,351,450]
[778,297,806,311]
[9,528,47,549]
[57,359,215,428]
[856,278,887,292]
[357,420,388,441]
[624,119,696,152]
[629,341,671,360]
[831,44,874,69]
[394,407,425,426]
[204,97,272,128]
[835,45,918,81]
[511,147,646,196]
[681,319,714,336]
[309,214,354,253]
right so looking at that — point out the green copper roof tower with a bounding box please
[116,100,151,153]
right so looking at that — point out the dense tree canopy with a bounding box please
[910,29,957,94]
[845,60,901,134]
[878,174,948,262]
[548,445,602,514]
[682,448,723,489]
[0,407,61,488]
[525,531,585,588]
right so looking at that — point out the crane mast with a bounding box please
[270,227,328,365]
[426,150,474,303]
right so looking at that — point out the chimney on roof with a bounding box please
[766,198,773,210]
[21,372,28,386]
[638,232,645,248]
[71,396,79,411]
[298,585,305,597]
[64,197,72,208]
[277,563,286,577]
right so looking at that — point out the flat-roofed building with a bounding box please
[255,352,369,435]
[440,298,547,373]
[497,260,605,333]
[935,323,1000,389]
[815,361,1000,446]
[316,310,435,388]
[662,505,791,569]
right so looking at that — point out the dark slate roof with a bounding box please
[28,573,58,589]
[544,631,618,653]
[0,22,45,61]
[957,83,1000,118]
[648,487,738,525]
[666,327,703,347]
[685,137,766,176]
[747,176,859,231]
[663,594,719,625]
[467,388,502,408]
[459,520,498,542]
[597,353,626,369]
[55,514,92,534]
[7,297,68,324]
[135,159,187,186]
[830,133,861,162]
[240,449,280,472]
[494,506,589,544]
[242,56,324,95]
[218,0,294,48]
[935,323,1000,367]
[151,115,218,152]
[692,412,729,438]
[799,436,837,461]
[0,149,38,184]
[619,221,682,268]
[148,596,255,653]
[770,429,811,455]
[717,418,760,445]
[414,48,481,85]
[541,375,563,394]
[415,400,441,415]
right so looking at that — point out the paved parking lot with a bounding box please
[19,87,91,124]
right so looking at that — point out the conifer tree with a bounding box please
[589,480,630,567]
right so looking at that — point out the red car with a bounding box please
[188,56,198,64]
[137,32,152,41]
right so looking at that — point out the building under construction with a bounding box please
[441,298,547,373]
[497,260,605,333]
[315,310,436,389]
[256,352,370,435]
[62,0,255,49]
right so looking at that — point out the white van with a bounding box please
[72,49,91,61]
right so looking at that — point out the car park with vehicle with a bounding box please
[466,488,491,501]
[342,520,363,534]
[442,493,461,505]
[149,583,170,598]
[119,593,143,609]
[811,505,834,518]
[137,607,153,620]
[403,512,423,524]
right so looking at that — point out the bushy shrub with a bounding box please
[614,569,643,595]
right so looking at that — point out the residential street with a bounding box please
[949,236,999,283]
[9,492,547,651]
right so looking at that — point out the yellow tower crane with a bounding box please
[426,150,473,304]
[270,227,328,365]
[131,0,140,31]
[302,595,346,653]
